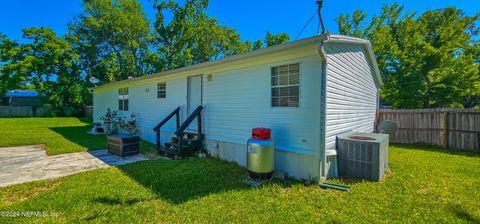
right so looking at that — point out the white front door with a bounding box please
[187,75,202,131]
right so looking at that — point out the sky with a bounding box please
[0,0,478,42]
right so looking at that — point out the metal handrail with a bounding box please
[153,106,180,131]
[153,106,180,150]
[175,105,203,136]
[153,105,203,153]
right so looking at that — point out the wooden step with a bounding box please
[171,136,201,143]
[160,131,204,158]
[162,146,181,156]
[164,142,195,149]
[163,142,197,157]
[182,131,204,140]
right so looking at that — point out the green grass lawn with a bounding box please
[0,117,155,155]
[1,145,479,223]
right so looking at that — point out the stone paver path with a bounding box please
[0,145,147,187]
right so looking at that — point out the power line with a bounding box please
[295,10,318,41]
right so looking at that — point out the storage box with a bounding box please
[107,134,140,156]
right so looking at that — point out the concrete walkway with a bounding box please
[0,145,147,187]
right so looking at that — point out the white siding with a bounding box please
[93,77,188,144]
[203,54,323,156]
[93,43,325,180]
[129,78,187,132]
[324,43,379,149]
[93,89,117,121]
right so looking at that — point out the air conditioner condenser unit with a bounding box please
[336,132,389,181]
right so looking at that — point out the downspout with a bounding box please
[317,34,329,181]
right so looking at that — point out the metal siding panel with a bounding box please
[234,144,247,167]
[208,140,319,180]
[279,150,319,180]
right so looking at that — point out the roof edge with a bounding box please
[92,33,383,90]
[93,35,323,90]
[323,34,384,87]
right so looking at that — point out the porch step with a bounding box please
[162,142,196,157]
[180,131,204,140]
[164,142,196,149]
[171,136,200,143]
[153,105,204,158]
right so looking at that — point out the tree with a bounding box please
[68,0,153,83]
[1,28,90,116]
[152,0,249,71]
[264,31,290,48]
[249,31,291,50]
[336,4,480,108]
[0,33,24,98]
[152,0,291,71]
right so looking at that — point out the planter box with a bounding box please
[107,134,140,156]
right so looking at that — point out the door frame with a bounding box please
[186,74,203,115]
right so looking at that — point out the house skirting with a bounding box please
[138,126,328,181]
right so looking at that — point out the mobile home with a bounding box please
[92,33,383,181]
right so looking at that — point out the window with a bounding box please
[157,82,166,98]
[271,63,300,107]
[118,88,129,111]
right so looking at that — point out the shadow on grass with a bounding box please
[450,205,480,223]
[50,125,156,153]
[115,158,252,204]
[392,144,479,157]
[93,196,152,206]
[49,126,106,150]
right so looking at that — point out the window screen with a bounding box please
[118,88,129,111]
[157,82,166,98]
[271,63,300,107]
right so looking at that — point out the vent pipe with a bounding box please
[317,0,325,34]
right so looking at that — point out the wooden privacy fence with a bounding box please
[0,106,49,117]
[85,106,93,118]
[377,109,480,153]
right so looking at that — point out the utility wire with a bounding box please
[295,10,318,41]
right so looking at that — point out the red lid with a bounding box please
[252,128,271,140]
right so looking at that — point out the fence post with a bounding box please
[477,132,480,153]
[443,112,449,148]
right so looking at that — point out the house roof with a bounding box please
[93,33,383,89]
[6,90,39,97]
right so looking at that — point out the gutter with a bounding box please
[92,35,323,90]
[92,34,382,91]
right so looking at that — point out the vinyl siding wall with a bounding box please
[202,50,323,179]
[93,77,187,144]
[203,53,323,156]
[93,44,324,180]
[324,43,379,149]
